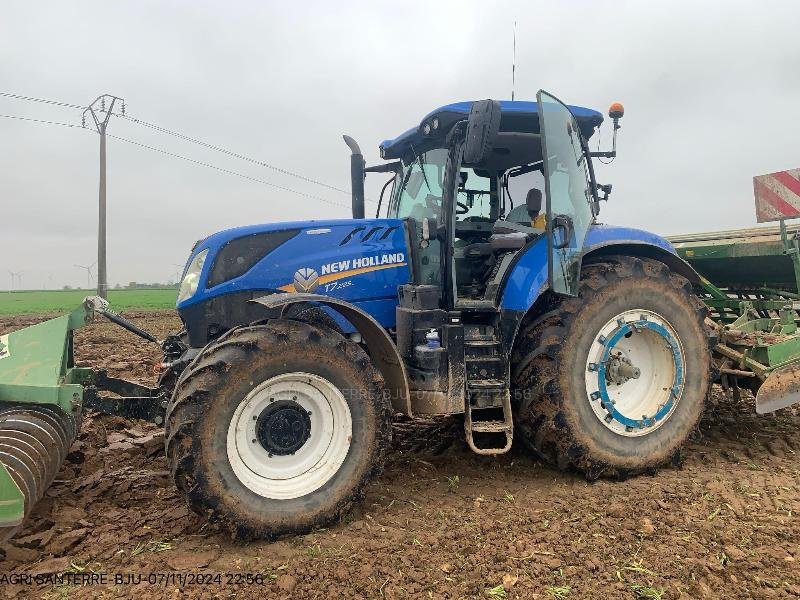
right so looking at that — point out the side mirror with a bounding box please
[464,99,501,164]
[552,214,574,250]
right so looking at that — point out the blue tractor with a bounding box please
[162,92,711,538]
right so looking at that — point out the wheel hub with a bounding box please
[606,352,641,385]
[585,310,685,437]
[256,400,311,456]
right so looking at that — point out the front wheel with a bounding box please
[165,320,391,539]
[512,256,712,477]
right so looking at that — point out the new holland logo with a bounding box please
[293,267,320,292]
[280,253,407,293]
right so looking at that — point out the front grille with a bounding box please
[207,229,299,288]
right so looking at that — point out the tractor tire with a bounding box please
[165,319,391,539]
[511,256,713,478]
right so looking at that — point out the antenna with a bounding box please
[511,20,517,101]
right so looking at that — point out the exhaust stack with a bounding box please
[343,135,365,219]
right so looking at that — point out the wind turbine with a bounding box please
[74,262,97,290]
[173,263,185,286]
[8,270,22,291]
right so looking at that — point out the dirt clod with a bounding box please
[276,574,298,592]
[639,517,655,535]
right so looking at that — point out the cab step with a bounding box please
[462,322,512,454]
[464,391,513,455]
[470,420,512,433]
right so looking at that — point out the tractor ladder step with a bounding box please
[467,378,505,390]
[470,420,512,433]
[464,338,497,346]
[464,389,513,456]
[462,324,512,455]
[464,393,514,455]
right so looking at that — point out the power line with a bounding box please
[0,106,354,209]
[116,112,365,200]
[0,113,85,129]
[0,92,84,110]
[1,90,368,204]
[105,132,350,209]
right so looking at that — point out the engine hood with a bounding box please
[177,218,412,323]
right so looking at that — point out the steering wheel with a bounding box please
[456,201,469,215]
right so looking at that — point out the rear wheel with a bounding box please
[165,320,391,539]
[511,256,712,477]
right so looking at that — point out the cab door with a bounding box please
[537,90,595,296]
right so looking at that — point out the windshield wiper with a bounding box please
[410,144,433,194]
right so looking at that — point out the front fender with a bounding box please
[250,293,412,416]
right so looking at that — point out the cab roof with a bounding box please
[379,100,604,161]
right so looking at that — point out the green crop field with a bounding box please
[0,289,178,315]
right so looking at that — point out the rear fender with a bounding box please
[250,293,412,416]
[500,238,703,353]
[582,242,701,285]
[501,236,701,313]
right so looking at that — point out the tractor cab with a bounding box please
[369,94,608,310]
[342,93,623,453]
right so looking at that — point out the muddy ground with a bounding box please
[0,311,799,599]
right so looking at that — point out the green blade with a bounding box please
[756,363,800,414]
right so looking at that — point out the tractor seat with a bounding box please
[490,220,544,251]
[454,242,494,259]
[489,187,545,251]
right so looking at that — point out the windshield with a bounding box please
[456,168,493,222]
[390,148,448,220]
[389,147,449,287]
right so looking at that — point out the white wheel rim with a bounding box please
[226,372,352,500]
[584,309,685,437]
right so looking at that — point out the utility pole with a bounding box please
[83,94,125,299]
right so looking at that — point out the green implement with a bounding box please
[0,297,163,539]
[0,302,94,413]
[0,302,94,533]
[669,219,800,413]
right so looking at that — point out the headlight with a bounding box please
[177,249,208,303]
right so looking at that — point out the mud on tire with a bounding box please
[511,256,713,478]
[165,319,392,539]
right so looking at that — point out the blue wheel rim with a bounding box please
[587,311,684,436]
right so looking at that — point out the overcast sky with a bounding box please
[2,0,799,290]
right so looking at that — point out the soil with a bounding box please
[1,311,800,599]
